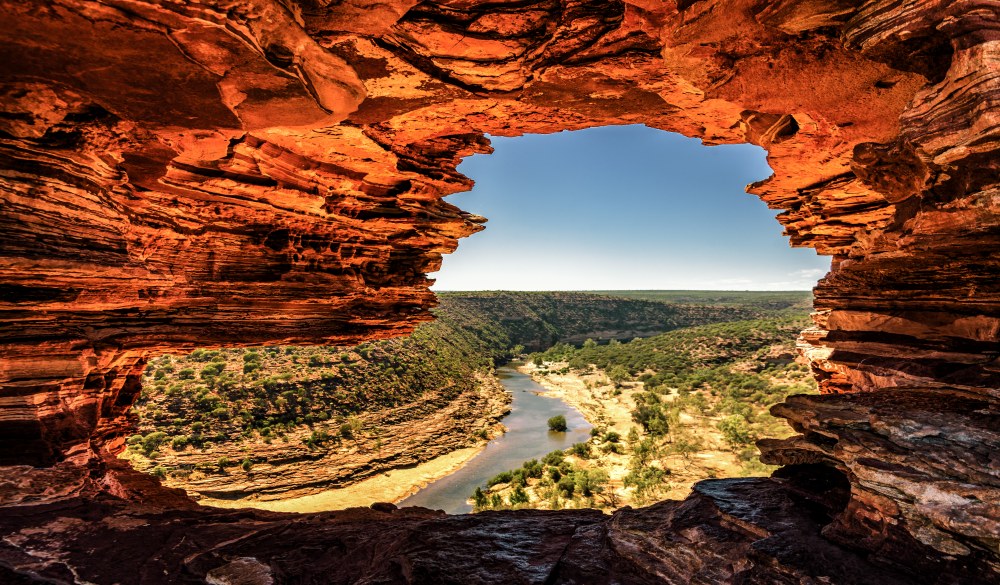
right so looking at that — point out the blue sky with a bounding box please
[431,125,829,291]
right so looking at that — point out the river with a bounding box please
[398,366,592,514]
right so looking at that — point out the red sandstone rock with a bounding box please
[0,0,998,581]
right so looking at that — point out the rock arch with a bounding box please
[0,0,997,582]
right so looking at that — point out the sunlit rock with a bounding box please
[0,0,997,582]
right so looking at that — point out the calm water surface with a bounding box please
[398,366,592,514]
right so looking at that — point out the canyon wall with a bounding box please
[0,0,997,582]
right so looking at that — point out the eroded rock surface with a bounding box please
[1,0,998,582]
[1,456,977,584]
[761,389,1000,576]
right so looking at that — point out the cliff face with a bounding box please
[1,0,998,582]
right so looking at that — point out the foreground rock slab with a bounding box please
[2,470,978,585]
[761,387,1000,574]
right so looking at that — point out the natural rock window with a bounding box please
[433,125,830,291]
[0,0,996,583]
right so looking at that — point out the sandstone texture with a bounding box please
[0,456,981,584]
[1,0,998,583]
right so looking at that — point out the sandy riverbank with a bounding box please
[516,362,746,505]
[126,372,511,513]
[198,444,487,513]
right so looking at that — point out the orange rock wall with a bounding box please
[1,0,999,578]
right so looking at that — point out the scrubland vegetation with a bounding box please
[470,314,817,511]
[128,292,768,464]
[129,291,816,509]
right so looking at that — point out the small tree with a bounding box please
[574,469,609,498]
[632,402,670,437]
[630,436,660,468]
[509,486,530,506]
[624,465,669,504]
[170,435,190,451]
[547,415,568,432]
[570,442,592,459]
[472,487,488,509]
[608,365,630,387]
[557,475,576,498]
[718,415,754,449]
[670,432,703,459]
[140,432,168,457]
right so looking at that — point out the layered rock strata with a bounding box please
[131,374,510,501]
[1,0,998,582]
[0,456,985,584]
[760,389,1000,576]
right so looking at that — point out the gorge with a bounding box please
[1,0,998,583]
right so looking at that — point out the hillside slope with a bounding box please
[127,292,812,503]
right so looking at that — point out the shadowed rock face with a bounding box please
[0,0,998,582]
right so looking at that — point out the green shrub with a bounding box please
[623,465,669,501]
[574,469,609,498]
[557,475,575,498]
[632,402,670,436]
[522,459,543,479]
[303,429,331,449]
[473,487,487,509]
[541,450,564,466]
[199,363,225,380]
[601,442,624,454]
[547,415,568,432]
[487,471,513,487]
[718,415,754,448]
[140,432,168,457]
[608,365,630,386]
[570,442,592,459]
[509,486,530,505]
